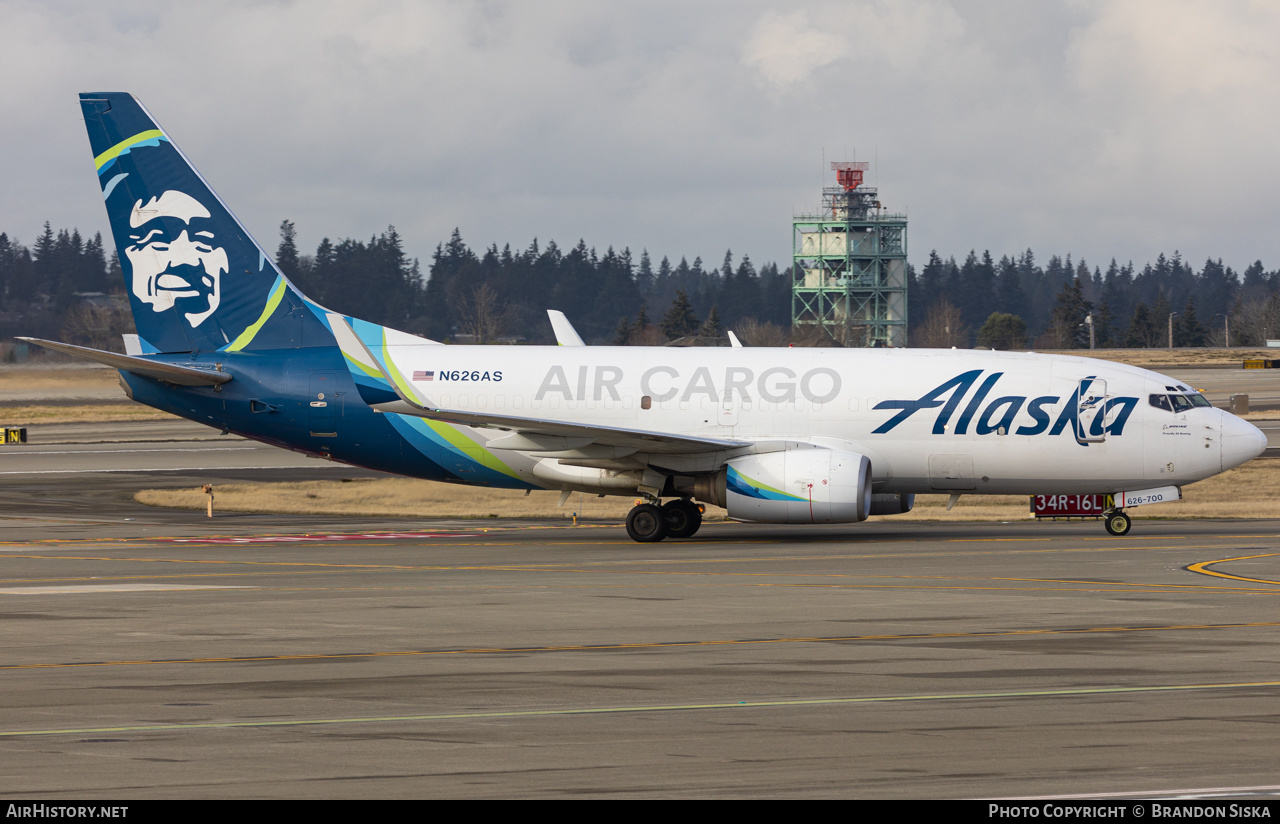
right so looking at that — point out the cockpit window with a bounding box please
[1151,392,1212,412]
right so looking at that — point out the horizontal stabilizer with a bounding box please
[18,337,232,386]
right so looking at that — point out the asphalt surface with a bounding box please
[2,441,1280,798]
[1167,366,1280,410]
[2,367,1280,798]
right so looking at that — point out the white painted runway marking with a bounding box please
[0,584,256,595]
[13,447,259,454]
[0,465,346,475]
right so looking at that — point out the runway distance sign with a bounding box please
[1031,485,1181,517]
[1031,494,1113,517]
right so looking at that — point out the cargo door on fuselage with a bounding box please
[309,371,344,437]
[1076,377,1109,444]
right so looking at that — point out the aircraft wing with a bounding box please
[370,398,748,453]
[331,319,746,454]
[18,337,232,386]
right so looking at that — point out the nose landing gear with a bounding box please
[1103,510,1132,536]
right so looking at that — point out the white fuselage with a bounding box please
[376,344,1267,497]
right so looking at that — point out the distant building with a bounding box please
[792,161,907,347]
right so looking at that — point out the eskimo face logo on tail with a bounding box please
[125,191,229,328]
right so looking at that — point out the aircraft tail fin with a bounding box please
[80,92,294,354]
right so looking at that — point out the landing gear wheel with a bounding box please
[662,499,703,539]
[626,503,668,542]
[1104,511,1132,536]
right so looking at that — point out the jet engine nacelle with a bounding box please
[869,492,914,516]
[701,448,872,524]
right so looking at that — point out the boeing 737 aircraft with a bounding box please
[22,93,1269,541]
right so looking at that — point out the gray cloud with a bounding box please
[3,0,1278,280]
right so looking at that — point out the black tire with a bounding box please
[1104,511,1131,536]
[662,499,703,539]
[626,503,668,542]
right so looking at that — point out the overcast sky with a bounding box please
[5,0,1280,278]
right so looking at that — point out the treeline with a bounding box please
[910,250,1280,349]
[0,223,126,349]
[281,224,791,345]
[7,216,1280,355]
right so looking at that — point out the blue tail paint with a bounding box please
[72,93,524,489]
[82,92,313,354]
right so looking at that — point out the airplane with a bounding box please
[21,92,1269,542]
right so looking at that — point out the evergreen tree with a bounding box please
[634,304,650,332]
[994,255,1027,319]
[1049,276,1093,348]
[83,232,108,293]
[1093,301,1115,348]
[700,305,723,338]
[31,222,56,297]
[1151,290,1173,348]
[1242,260,1270,304]
[611,315,633,345]
[1175,298,1207,347]
[636,249,654,296]
[915,250,949,319]
[0,233,12,308]
[1125,301,1156,347]
[277,220,301,280]
[660,288,700,340]
[1197,258,1236,324]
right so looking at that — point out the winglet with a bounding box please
[728,330,743,348]
[547,310,585,346]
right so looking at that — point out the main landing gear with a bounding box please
[625,498,703,542]
[1103,509,1132,536]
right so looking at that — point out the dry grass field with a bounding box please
[1,404,175,425]
[136,481,656,521]
[137,458,1279,523]
[0,365,119,391]
[1035,348,1279,368]
[0,364,175,424]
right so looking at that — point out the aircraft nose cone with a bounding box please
[1221,413,1268,471]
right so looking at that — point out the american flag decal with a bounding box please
[413,370,434,381]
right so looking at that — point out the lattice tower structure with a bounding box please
[792,162,907,347]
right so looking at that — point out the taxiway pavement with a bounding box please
[2,368,1280,798]
[2,457,1280,798]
